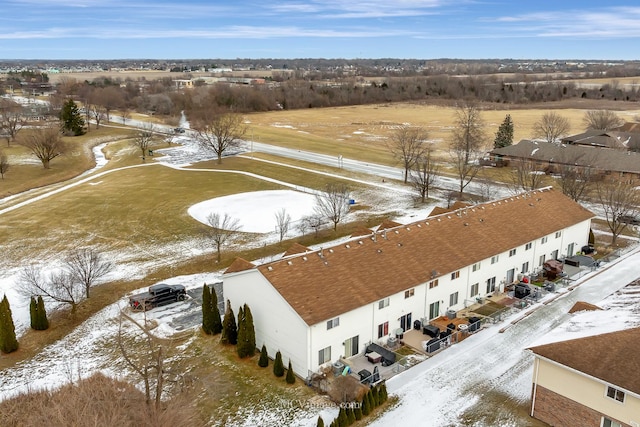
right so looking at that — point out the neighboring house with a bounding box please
[528,328,640,427]
[561,129,640,151]
[223,187,594,377]
[490,139,640,180]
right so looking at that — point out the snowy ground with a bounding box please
[2,125,639,426]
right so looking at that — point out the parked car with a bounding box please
[174,127,186,134]
[129,283,187,311]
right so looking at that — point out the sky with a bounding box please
[2,1,640,60]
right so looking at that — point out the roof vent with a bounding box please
[479,218,484,222]
[358,240,363,245]
[287,261,293,265]
[417,224,421,228]
[464,222,469,226]
[377,249,382,254]
[345,244,350,249]
[406,227,411,231]
[303,256,308,261]
[394,230,399,234]
[267,266,273,271]
[329,249,334,253]
[397,243,403,247]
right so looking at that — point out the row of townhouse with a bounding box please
[223,187,595,377]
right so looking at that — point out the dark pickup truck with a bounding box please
[129,283,187,311]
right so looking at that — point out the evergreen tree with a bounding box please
[0,295,19,354]
[316,415,325,427]
[273,350,284,377]
[337,407,347,427]
[372,385,380,407]
[221,300,237,345]
[494,114,514,149]
[258,344,269,367]
[361,395,370,416]
[59,99,85,136]
[367,389,375,410]
[354,404,363,421]
[285,359,296,384]
[36,296,48,330]
[243,304,256,357]
[210,286,222,334]
[236,306,246,357]
[346,406,356,425]
[30,296,37,330]
[379,381,388,403]
[201,285,213,334]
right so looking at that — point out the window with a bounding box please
[606,386,625,403]
[404,288,415,298]
[551,250,558,260]
[429,279,439,289]
[378,298,389,309]
[525,242,532,251]
[318,346,331,364]
[451,271,460,280]
[602,417,623,427]
[472,262,481,272]
[326,317,340,330]
[522,262,529,274]
[377,321,389,338]
[491,255,499,264]
[539,254,546,266]
[449,291,459,306]
[509,249,516,257]
[470,283,479,297]
[541,236,548,244]
[486,277,496,293]
[555,231,562,238]
[429,301,440,320]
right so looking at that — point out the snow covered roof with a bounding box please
[250,187,595,326]
[529,327,640,395]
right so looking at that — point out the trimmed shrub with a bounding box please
[354,404,363,420]
[258,344,269,368]
[0,295,19,354]
[201,285,213,334]
[36,296,48,330]
[273,351,284,377]
[285,359,296,384]
[316,415,325,427]
[221,300,237,345]
[210,286,222,335]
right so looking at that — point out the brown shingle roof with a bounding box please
[568,301,602,314]
[282,243,312,258]
[250,188,594,326]
[225,257,255,274]
[377,219,403,230]
[529,328,640,395]
[491,139,640,174]
[350,227,374,237]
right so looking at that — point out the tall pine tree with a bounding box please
[36,296,48,330]
[0,295,19,354]
[60,99,85,136]
[273,350,284,377]
[210,286,222,334]
[494,114,514,149]
[221,300,237,345]
[236,306,246,357]
[30,296,37,330]
[258,344,269,367]
[242,304,256,357]
[202,285,213,334]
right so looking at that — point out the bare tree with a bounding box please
[194,111,246,164]
[583,110,624,131]
[64,248,114,298]
[508,158,547,193]
[274,208,291,242]
[18,265,84,313]
[0,149,9,179]
[117,310,167,408]
[553,149,598,203]
[315,183,350,231]
[389,125,428,183]
[89,104,106,129]
[596,180,640,245]
[0,98,25,145]
[448,103,487,199]
[121,108,131,125]
[21,126,66,169]
[205,212,242,262]
[410,146,440,203]
[533,112,570,144]
[133,123,155,161]
[300,214,325,238]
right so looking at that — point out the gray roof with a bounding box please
[491,139,640,175]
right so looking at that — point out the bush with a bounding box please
[273,351,284,377]
[285,359,295,384]
[0,295,18,354]
[258,344,269,368]
[221,300,237,345]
